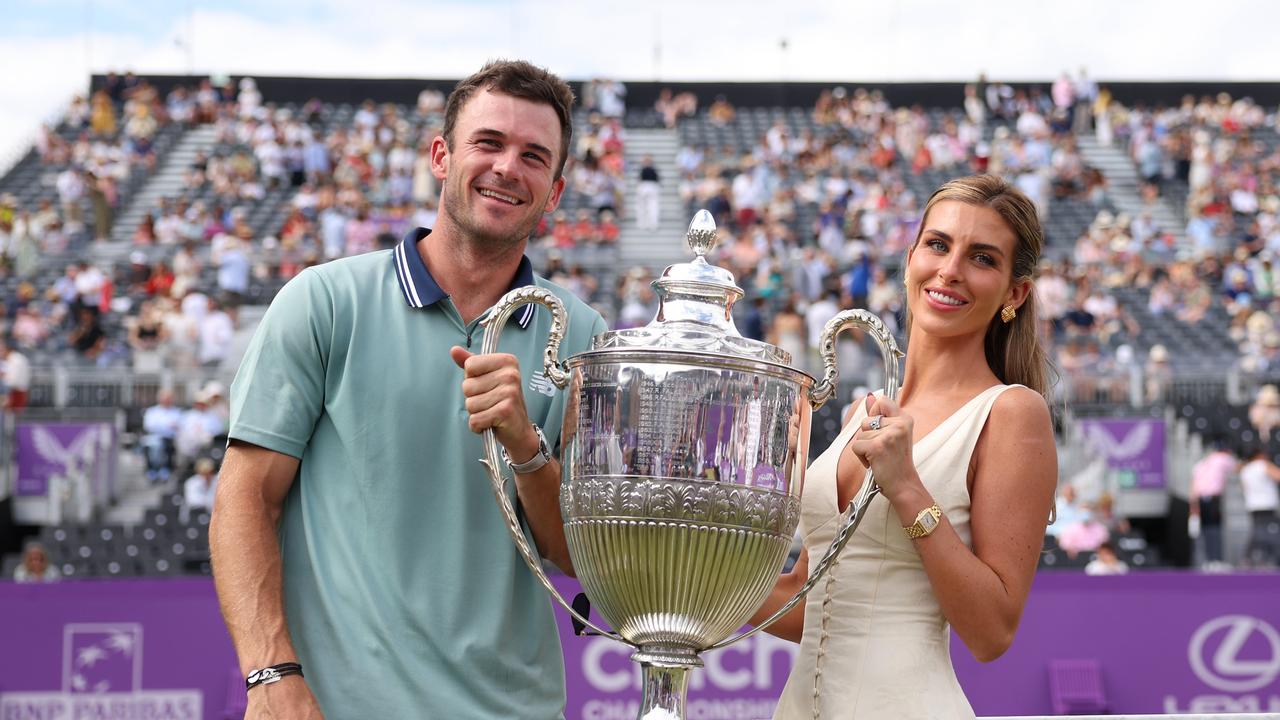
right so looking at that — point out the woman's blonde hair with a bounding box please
[907,174,1052,397]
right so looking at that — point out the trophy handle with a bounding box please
[478,287,622,642]
[708,310,902,650]
[808,309,903,407]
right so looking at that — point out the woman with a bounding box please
[768,295,808,375]
[755,175,1057,719]
[13,541,59,583]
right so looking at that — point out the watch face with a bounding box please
[921,513,938,532]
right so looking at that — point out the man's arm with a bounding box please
[450,346,573,575]
[210,441,323,719]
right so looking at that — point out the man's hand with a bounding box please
[450,345,573,572]
[450,346,539,461]
[245,675,325,719]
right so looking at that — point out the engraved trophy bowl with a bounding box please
[480,210,902,720]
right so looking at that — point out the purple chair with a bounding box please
[1049,659,1109,715]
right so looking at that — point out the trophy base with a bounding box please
[632,645,700,720]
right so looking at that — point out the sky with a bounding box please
[3,0,1278,173]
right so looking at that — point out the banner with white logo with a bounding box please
[955,572,1280,714]
[0,582,213,718]
[1078,417,1167,489]
[553,575,794,719]
[14,421,116,499]
[2,573,1277,716]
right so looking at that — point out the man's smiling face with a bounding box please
[432,89,565,251]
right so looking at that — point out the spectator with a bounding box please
[69,306,106,362]
[13,541,59,583]
[1084,542,1129,576]
[635,155,661,231]
[0,341,31,412]
[216,235,251,302]
[595,78,627,118]
[655,88,697,129]
[597,209,620,245]
[1047,484,1086,538]
[1144,344,1173,403]
[1239,445,1280,567]
[1248,384,1280,442]
[768,297,807,369]
[127,299,168,372]
[1057,505,1110,558]
[1191,442,1237,571]
[740,296,767,341]
[182,457,219,523]
[89,90,116,137]
[55,167,86,226]
[175,388,226,470]
[707,95,736,126]
[197,297,235,369]
[141,388,182,484]
[805,289,840,374]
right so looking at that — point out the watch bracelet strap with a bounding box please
[904,504,942,539]
[246,662,304,690]
[504,424,551,474]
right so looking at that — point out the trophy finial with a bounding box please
[686,210,718,258]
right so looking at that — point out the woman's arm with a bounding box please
[855,388,1056,662]
[747,548,808,643]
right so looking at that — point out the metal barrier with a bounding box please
[1056,367,1247,410]
[28,368,235,420]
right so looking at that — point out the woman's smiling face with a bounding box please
[905,200,1028,340]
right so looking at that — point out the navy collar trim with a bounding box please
[393,227,536,329]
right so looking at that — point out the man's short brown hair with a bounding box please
[442,60,575,178]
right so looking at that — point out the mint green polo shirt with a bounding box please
[229,229,606,719]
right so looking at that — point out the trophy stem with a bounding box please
[634,647,699,720]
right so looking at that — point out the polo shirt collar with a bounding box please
[393,227,536,329]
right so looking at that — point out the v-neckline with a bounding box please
[829,384,1003,511]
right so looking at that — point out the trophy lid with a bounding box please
[587,211,792,365]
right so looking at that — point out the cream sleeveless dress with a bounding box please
[774,384,1019,720]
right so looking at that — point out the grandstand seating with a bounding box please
[4,75,1280,579]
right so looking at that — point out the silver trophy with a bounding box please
[480,210,902,719]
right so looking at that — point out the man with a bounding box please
[211,60,606,718]
[197,296,235,369]
[635,155,661,231]
[141,389,182,484]
[175,388,227,470]
[182,457,218,524]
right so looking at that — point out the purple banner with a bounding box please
[0,580,233,719]
[955,572,1280,715]
[1078,417,1167,489]
[2,573,1277,717]
[14,422,112,497]
[551,576,794,719]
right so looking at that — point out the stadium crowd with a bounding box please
[2,70,1280,574]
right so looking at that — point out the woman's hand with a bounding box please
[846,394,923,504]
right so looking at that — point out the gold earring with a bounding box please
[1001,304,1017,323]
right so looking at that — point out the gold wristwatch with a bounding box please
[904,504,942,539]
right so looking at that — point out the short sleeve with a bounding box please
[229,268,333,459]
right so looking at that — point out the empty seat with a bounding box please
[1048,659,1109,715]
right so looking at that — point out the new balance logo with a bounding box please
[529,371,556,397]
